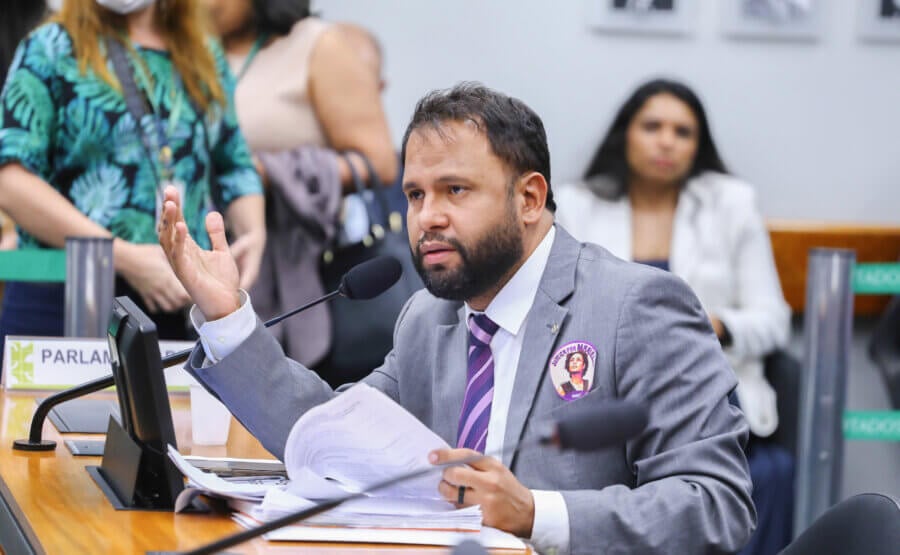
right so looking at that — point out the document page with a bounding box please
[168,445,281,498]
[168,384,489,537]
[284,383,449,499]
[232,513,525,550]
[252,487,481,530]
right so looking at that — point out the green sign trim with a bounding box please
[0,250,66,282]
[853,263,900,295]
[843,411,900,441]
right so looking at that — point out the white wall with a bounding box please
[314,0,900,223]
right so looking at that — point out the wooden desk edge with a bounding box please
[766,220,900,233]
[0,471,44,555]
[766,220,900,315]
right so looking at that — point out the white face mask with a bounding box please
[96,0,155,15]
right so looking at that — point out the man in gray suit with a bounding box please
[159,83,754,554]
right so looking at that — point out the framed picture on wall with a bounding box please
[857,0,900,42]
[586,0,697,36]
[720,0,827,41]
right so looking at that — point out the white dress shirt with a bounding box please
[191,225,570,554]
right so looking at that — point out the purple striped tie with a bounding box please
[457,313,500,453]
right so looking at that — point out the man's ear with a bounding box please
[517,171,549,225]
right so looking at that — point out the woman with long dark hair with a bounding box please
[0,0,265,342]
[556,78,793,555]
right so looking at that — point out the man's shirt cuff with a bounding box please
[529,489,571,555]
[189,290,256,364]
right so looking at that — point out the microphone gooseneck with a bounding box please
[12,257,405,452]
[177,400,649,555]
[11,374,115,451]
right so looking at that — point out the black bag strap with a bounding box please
[341,149,397,232]
[108,38,220,208]
[107,38,150,130]
[336,152,380,250]
[107,38,162,189]
[340,150,368,197]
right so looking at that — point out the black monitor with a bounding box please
[89,296,183,510]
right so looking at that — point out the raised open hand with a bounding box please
[158,185,241,321]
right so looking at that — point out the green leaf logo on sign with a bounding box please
[10,341,35,385]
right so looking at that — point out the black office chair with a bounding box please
[868,296,900,409]
[777,493,900,555]
[764,349,803,456]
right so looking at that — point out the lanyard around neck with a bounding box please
[121,44,187,180]
[127,48,183,139]
[235,33,269,82]
[108,36,186,190]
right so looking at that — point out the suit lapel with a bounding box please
[607,196,633,261]
[671,179,702,279]
[502,226,579,468]
[431,306,468,446]
[502,290,568,467]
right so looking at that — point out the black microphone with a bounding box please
[12,256,404,452]
[264,255,401,328]
[551,398,649,452]
[163,400,649,555]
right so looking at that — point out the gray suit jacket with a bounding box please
[189,226,755,554]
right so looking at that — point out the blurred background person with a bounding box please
[0,0,265,348]
[0,1,48,82]
[0,0,50,254]
[335,22,386,94]
[203,0,397,367]
[332,21,409,244]
[0,213,16,251]
[555,78,793,555]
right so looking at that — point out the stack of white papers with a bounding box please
[168,445,287,511]
[283,383,451,499]
[250,487,482,530]
[231,513,527,550]
[168,385,527,549]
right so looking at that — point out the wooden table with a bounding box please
[0,390,527,555]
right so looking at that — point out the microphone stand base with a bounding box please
[12,439,57,451]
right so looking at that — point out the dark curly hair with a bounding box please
[565,350,589,374]
[252,0,312,36]
[401,82,555,212]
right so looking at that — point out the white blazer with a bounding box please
[555,171,790,437]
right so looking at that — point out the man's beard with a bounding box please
[411,205,524,302]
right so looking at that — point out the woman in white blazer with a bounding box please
[556,79,793,555]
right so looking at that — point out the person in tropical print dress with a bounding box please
[0,0,264,347]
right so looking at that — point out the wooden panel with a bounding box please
[768,221,900,315]
[0,391,527,554]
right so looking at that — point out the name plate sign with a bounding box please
[2,336,198,391]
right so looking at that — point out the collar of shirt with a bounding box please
[464,225,556,336]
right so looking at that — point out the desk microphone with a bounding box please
[158,400,649,555]
[12,256,404,452]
